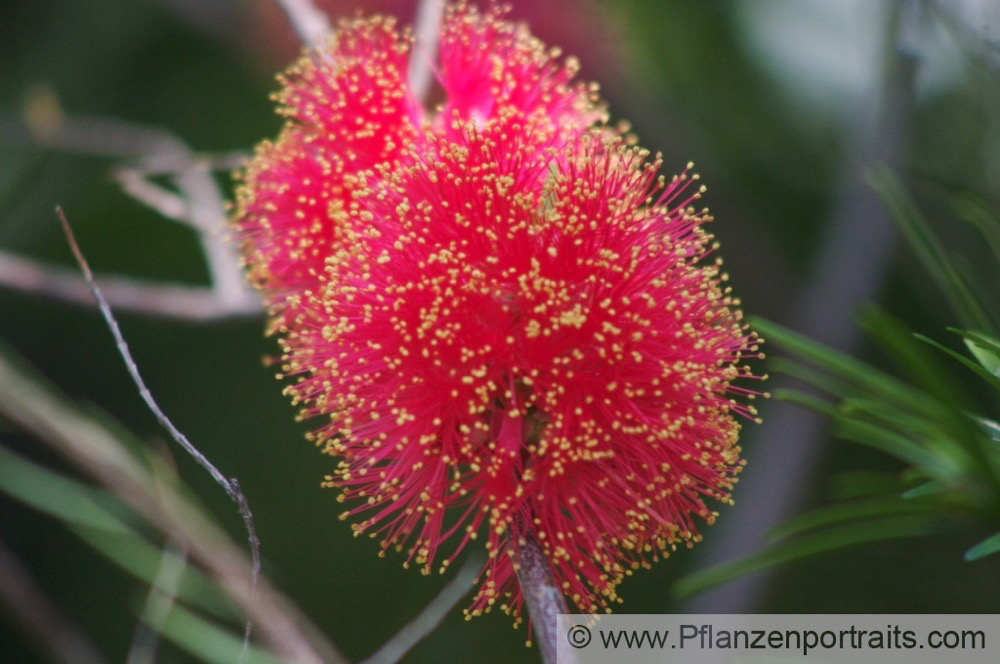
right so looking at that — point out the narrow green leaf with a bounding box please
[673,516,945,598]
[0,446,230,619]
[840,397,974,465]
[769,358,854,400]
[772,388,836,416]
[158,604,285,664]
[74,527,231,620]
[828,471,904,500]
[859,307,970,406]
[955,194,1000,270]
[751,318,934,413]
[767,498,937,542]
[776,389,959,472]
[867,166,993,334]
[834,412,952,472]
[0,444,134,534]
[976,417,1000,443]
[839,396,938,432]
[902,480,948,499]
[916,334,1000,392]
[964,532,1000,561]
[956,330,1000,378]
[913,330,1000,479]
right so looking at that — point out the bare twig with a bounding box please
[5,111,183,161]
[362,553,482,664]
[171,158,252,311]
[113,169,189,222]
[0,340,343,663]
[274,0,332,48]
[1,110,259,320]
[57,206,262,655]
[515,534,568,664]
[408,0,446,104]
[11,91,247,179]
[0,536,109,664]
[0,249,260,320]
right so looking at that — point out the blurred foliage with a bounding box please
[677,168,1000,597]
[2,0,1000,663]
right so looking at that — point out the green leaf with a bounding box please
[867,166,994,334]
[769,358,853,400]
[74,527,231,620]
[955,194,1000,268]
[840,397,979,470]
[767,497,937,542]
[957,331,1000,378]
[0,446,230,619]
[833,408,952,472]
[964,532,1000,561]
[859,307,970,407]
[775,387,963,473]
[901,480,948,499]
[0,444,134,534]
[772,387,836,416]
[976,417,1000,443]
[828,471,904,500]
[157,604,285,664]
[752,318,934,413]
[916,334,1000,392]
[673,516,946,598]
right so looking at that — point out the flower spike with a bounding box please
[234,1,762,625]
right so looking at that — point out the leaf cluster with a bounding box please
[677,169,1000,597]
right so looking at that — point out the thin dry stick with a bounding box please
[111,158,243,300]
[171,160,251,311]
[0,335,339,663]
[1,112,260,320]
[0,249,261,320]
[0,536,109,664]
[56,206,262,654]
[361,553,483,664]
[113,169,189,220]
[275,0,332,47]
[516,534,569,664]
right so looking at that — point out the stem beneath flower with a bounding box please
[516,531,569,664]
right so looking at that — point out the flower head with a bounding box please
[236,3,599,317]
[234,2,762,621]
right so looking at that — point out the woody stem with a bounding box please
[516,530,569,664]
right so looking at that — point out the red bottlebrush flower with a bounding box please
[234,2,762,623]
[235,3,599,316]
[236,14,420,310]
